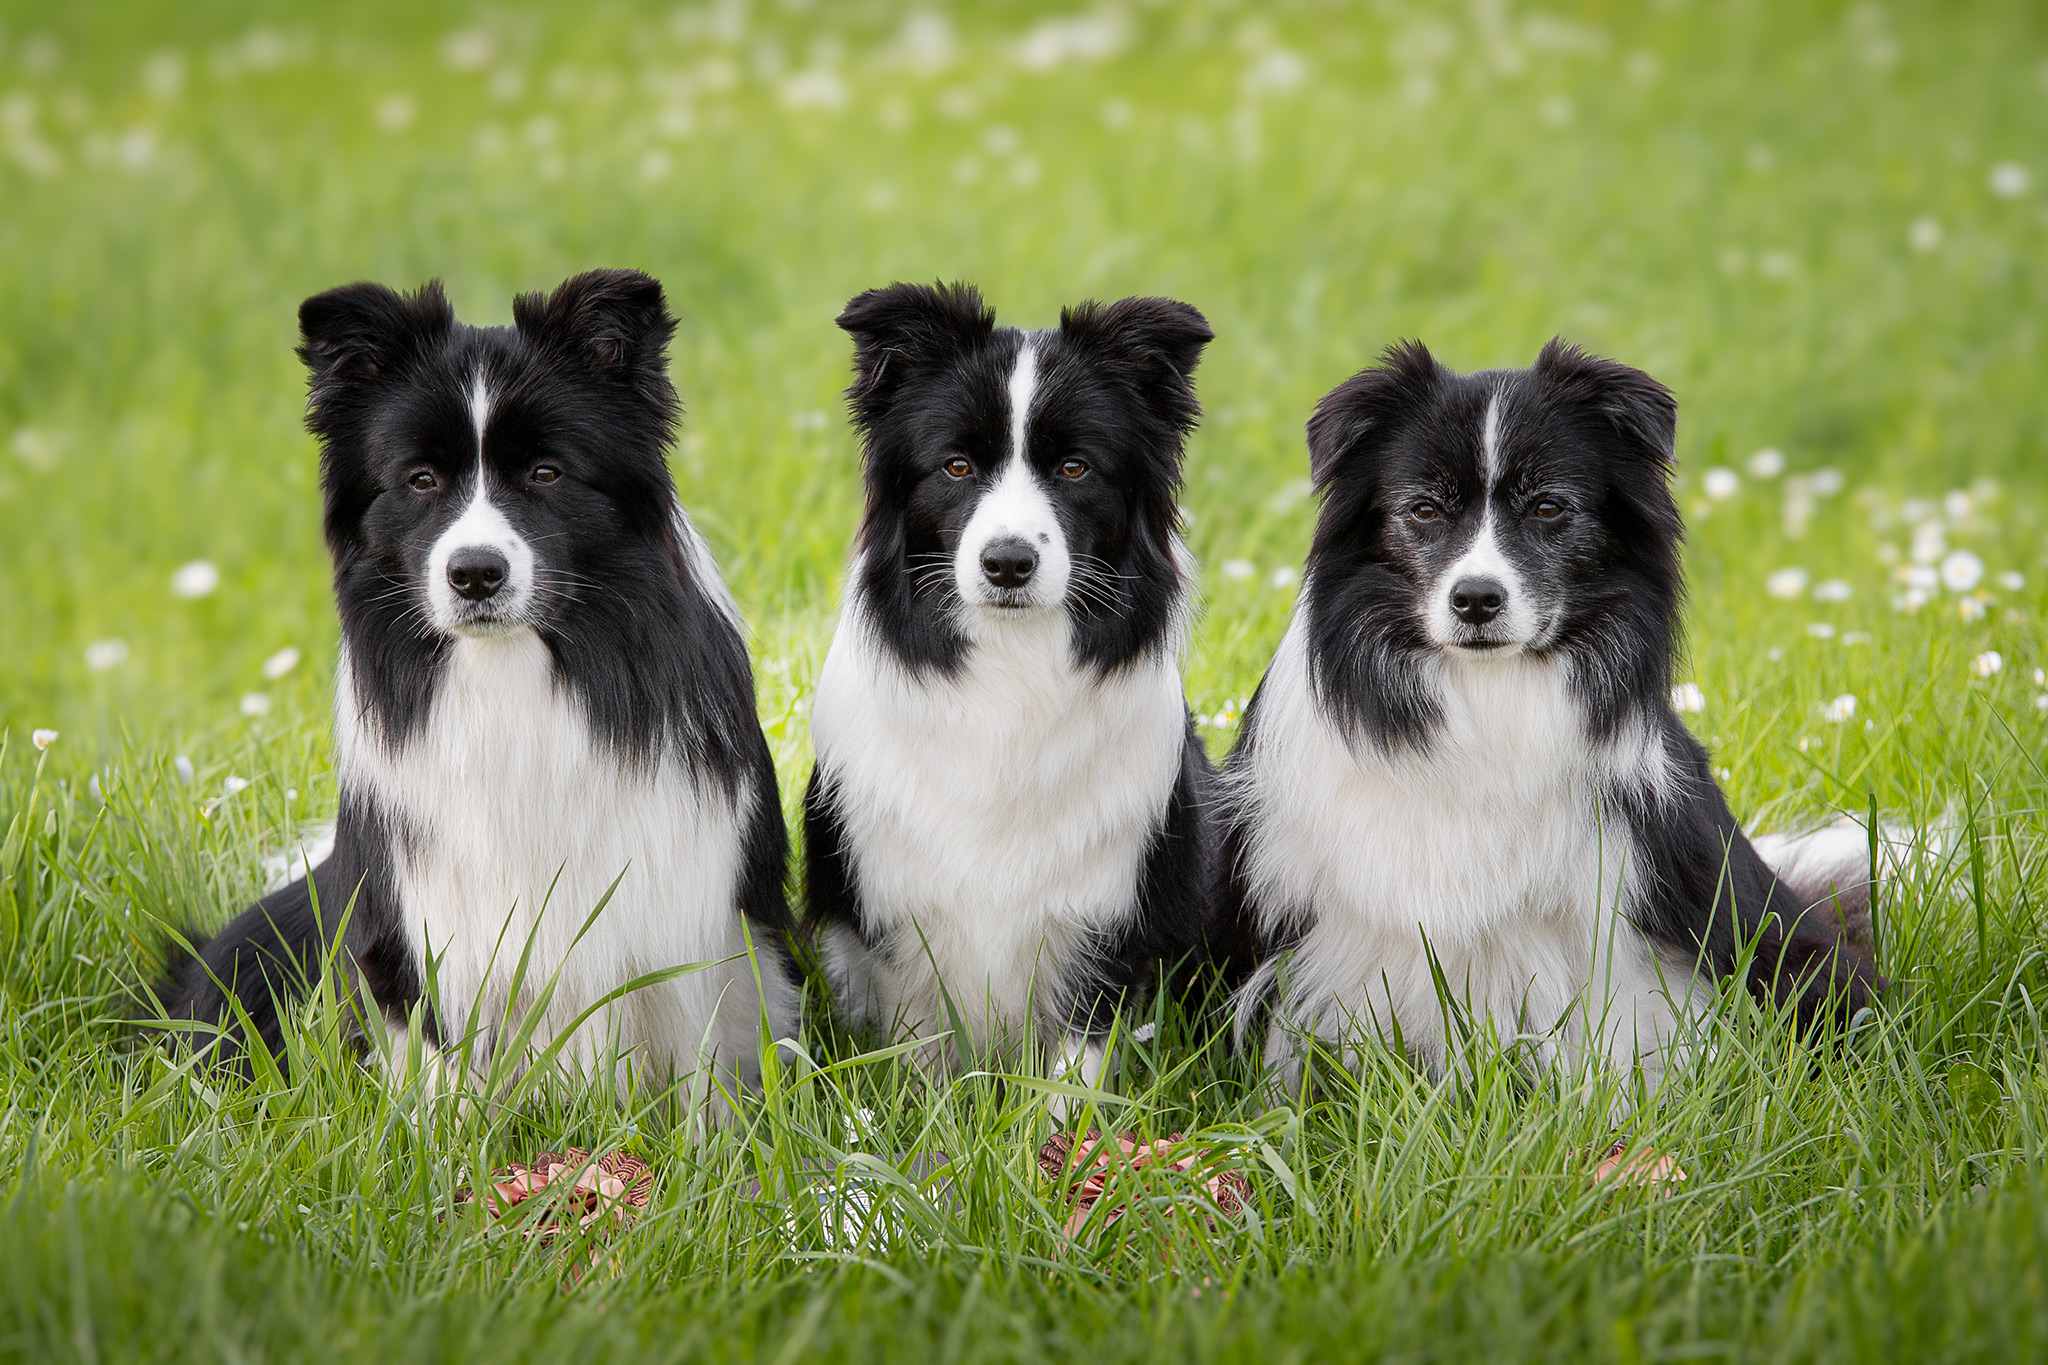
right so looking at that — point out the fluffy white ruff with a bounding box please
[1426,394,1538,651]
[810,569,1188,1070]
[334,626,795,1100]
[1228,597,1700,1096]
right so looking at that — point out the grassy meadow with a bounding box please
[5,0,2048,1358]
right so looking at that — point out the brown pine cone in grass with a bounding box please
[1038,1129,1251,1240]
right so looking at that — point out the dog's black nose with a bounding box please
[447,548,510,601]
[1450,576,1505,626]
[981,537,1038,590]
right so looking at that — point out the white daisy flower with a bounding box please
[262,646,301,680]
[1997,571,2025,592]
[779,68,850,112]
[1941,549,1984,592]
[1670,682,1705,714]
[1807,622,1836,639]
[1221,559,1256,581]
[374,93,416,132]
[170,560,220,598]
[240,692,272,717]
[1767,567,1809,599]
[443,29,496,70]
[1972,650,2004,678]
[1908,216,1942,253]
[1269,565,1299,590]
[1812,579,1852,603]
[1910,521,1946,565]
[1824,694,1857,723]
[2035,694,2048,714]
[32,728,58,750]
[221,776,250,797]
[1702,467,1740,500]
[1958,597,1988,622]
[174,754,195,784]
[84,638,129,671]
[1745,447,1785,478]
[1989,162,2031,198]
[1015,10,1130,71]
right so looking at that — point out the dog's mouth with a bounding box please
[445,603,530,637]
[1444,626,1530,656]
[976,587,1043,611]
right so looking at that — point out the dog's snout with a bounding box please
[1450,576,1506,626]
[447,548,511,602]
[980,537,1038,590]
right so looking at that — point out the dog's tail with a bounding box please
[1751,815,1930,966]
[144,840,344,1072]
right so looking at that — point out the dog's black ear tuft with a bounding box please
[836,281,996,426]
[513,268,677,375]
[1057,296,1214,436]
[1305,339,1443,487]
[1533,337,1676,465]
[298,280,454,433]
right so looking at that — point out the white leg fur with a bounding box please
[1048,1032,1111,1123]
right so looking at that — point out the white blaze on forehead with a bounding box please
[1428,386,1529,648]
[426,369,535,631]
[1479,390,1502,488]
[468,369,492,461]
[1007,337,1038,462]
[952,336,1072,611]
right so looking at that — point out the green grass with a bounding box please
[4,0,2048,1359]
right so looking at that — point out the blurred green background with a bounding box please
[4,0,2044,829]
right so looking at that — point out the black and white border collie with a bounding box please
[804,282,1218,1086]
[1220,339,1878,1094]
[160,270,799,1100]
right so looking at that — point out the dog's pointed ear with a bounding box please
[298,280,454,430]
[1532,337,1676,465]
[1305,339,1444,487]
[513,269,676,379]
[836,281,995,426]
[1057,296,1214,434]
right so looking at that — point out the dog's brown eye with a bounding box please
[945,458,972,478]
[531,465,560,485]
[1533,500,1563,520]
[1411,501,1440,522]
[407,470,439,492]
[1060,459,1088,480]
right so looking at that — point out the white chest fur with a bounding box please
[1229,607,1697,1089]
[334,631,792,1087]
[811,588,1187,1056]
